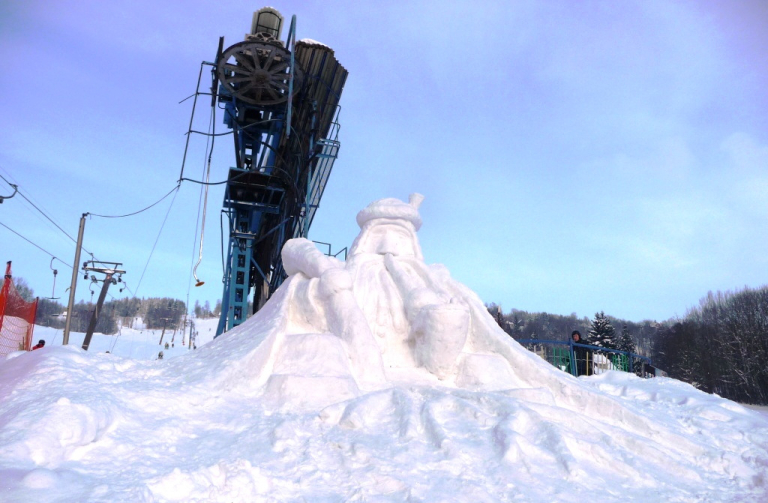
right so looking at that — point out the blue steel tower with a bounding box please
[213,8,347,335]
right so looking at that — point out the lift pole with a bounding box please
[158,317,172,347]
[63,213,87,345]
[81,261,125,351]
[82,272,113,351]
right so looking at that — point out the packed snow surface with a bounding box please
[1,194,767,502]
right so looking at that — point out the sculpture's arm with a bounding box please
[283,238,340,278]
[282,238,387,387]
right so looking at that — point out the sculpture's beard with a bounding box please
[346,253,436,368]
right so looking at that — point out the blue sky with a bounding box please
[1,0,766,323]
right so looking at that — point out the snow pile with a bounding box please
[297,38,332,51]
[1,194,767,502]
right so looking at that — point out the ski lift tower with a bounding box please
[213,8,347,335]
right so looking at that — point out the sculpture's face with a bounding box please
[354,223,419,257]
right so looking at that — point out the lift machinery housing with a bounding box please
[212,8,347,335]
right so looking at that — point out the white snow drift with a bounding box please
[0,194,766,502]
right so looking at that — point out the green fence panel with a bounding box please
[611,354,629,372]
[553,347,573,374]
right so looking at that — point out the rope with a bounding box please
[180,175,235,186]
[121,283,135,296]
[0,171,92,253]
[89,184,180,218]
[0,220,73,269]
[192,99,218,286]
[0,168,97,259]
[43,328,61,347]
[178,112,288,186]
[109,325,122,353]
[184,139,209,324]
[133,185,181,297]
[185,116,282,138]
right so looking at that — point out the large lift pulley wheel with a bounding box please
[216,40,304,106]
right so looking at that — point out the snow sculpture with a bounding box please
[253,194,721,473]
[271,193,525,406]
[259,194,658,418]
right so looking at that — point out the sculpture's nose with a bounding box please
[376,234,399,256]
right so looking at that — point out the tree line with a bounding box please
[489,284,768,405]
[193,299,222,318]
[486,304,661,357]
[653,286,768,404]
[5,278,192,335]
[34,296,187,334]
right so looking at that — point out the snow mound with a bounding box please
[1,194,767,502]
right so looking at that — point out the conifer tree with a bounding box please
[617,324,641,373]
[510,315,525,339]
[617,325,636,353]
[588,311,617,349]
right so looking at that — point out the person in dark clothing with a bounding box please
[32,340,45,350]
[571,330,591,376]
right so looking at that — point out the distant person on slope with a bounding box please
[31,340,45,350]
[571,331,591,376]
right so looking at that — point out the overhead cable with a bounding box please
[186,116,280,138]
[89,184,181,219]
[0,170,97,259]
[0,172,80,245]
[133,186,181,297]
[0,220,73,269]
[178,62,207,183]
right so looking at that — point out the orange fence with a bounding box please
[0,261,38,357]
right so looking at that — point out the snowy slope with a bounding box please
[30,317,220,361]
[1,195,766,502]
[2,309,766,502]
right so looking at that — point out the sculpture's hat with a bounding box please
[356,193,425,231]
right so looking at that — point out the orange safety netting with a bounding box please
[0,261,38,357]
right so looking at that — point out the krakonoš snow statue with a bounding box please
[281,193,500,387]
[255,194,611,408]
